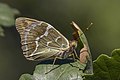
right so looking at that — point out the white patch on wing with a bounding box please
[31,37,40,54]
[47,41,52,46]
[40,23,52,38]
[55,36,61,42]
[31,23,53,54]
[61,44,66,48]
[23,22,42,49]
[23,22,43,54]
[36,37,40,41]
[22,45,28,51]
[29,48,51,56]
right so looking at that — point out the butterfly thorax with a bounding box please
[57,40,77,59]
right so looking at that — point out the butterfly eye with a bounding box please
[68,41,77,49]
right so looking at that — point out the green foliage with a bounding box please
[71,22,93,74]
[85,49,120,80]
[0,3,19,36]
[77,24,93,74]
[19,49,120,80]
[20,74,33,80]
[19,61,86,80]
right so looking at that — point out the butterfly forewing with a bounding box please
[16,17,69,61]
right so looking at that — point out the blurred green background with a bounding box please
[0,0,120,80]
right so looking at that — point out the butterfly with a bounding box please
[16,17,93,74]
[15,17,78,62]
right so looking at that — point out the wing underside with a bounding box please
[16,17,69,61]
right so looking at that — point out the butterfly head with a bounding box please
[69,40,77,48]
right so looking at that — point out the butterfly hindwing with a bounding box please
[16,17,69,61]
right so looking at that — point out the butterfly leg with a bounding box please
[52,56,62,66]
[68,52,79,62]
[45,56,63,74]
[68,53,75,61]
[73,49,80,60]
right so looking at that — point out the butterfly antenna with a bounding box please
[83,22,93,33]
[71,21,93,40]
[79,22,93,37]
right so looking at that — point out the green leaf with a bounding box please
[19,74,33,80]
[78,25,93,74]
[85,49,120,80]
[19,60,86,80]
[71,22,93,74]
[0,3,19,27]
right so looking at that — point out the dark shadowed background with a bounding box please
[0,0,120,80]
